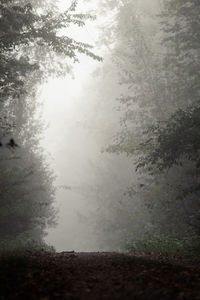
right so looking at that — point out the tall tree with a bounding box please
[95,0,200,248]
[0,0,101,248]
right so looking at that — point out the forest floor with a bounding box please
[0,251,200,300]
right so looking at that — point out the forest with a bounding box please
[0,0,200,299]
[0,0,200,256]
[87,0,200,255]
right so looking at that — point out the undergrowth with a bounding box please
[126,236,200,257]
[0,235,55,255]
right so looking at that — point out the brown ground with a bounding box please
[0,251,200,300]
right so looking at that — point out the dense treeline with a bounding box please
[1,0,199,255]
[0,0,99,250]
[89,0,200,254]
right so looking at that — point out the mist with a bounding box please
[0,0,199,257]
[1,1,200,299]
[40,55,133,251]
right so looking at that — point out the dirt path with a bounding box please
[1,251,200,299]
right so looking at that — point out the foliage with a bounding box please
[136,104,200,172]
[160,0,200,107]
[126,235,200,257]
[0,0,101,104]
[135,0,200,207]
[0,235,55,254]
[0,0,101,249]
[92,0,200,252]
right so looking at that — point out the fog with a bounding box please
[38,1,103,251]
[39,0,200,252]
[1,0,199,255]
[40,56,133,251]
[38,0,126,251]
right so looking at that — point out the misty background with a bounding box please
[0,0,199,255]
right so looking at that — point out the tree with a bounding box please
[0,0,101,248]
[99,0,200,248]
[160,0,200,108]
[0,0,101,105]
[134,0,200,237]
